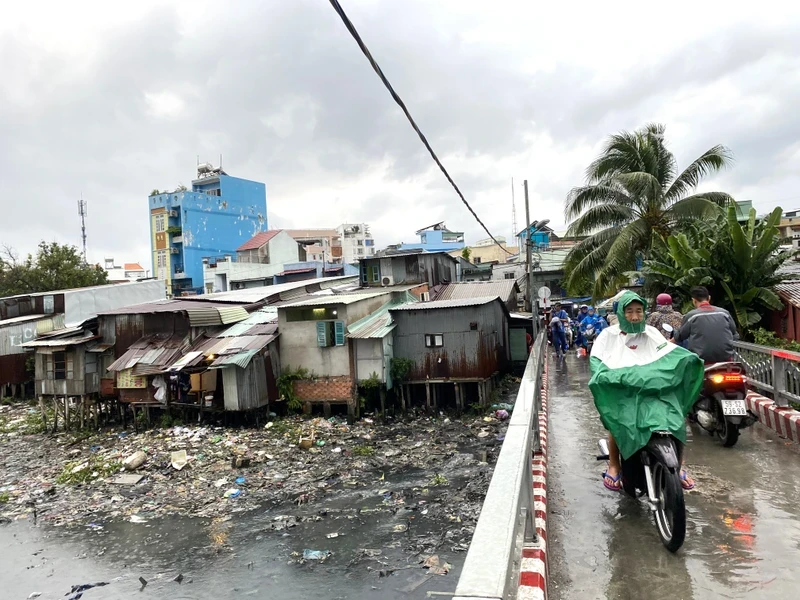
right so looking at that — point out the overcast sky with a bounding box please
[3,0,800,269]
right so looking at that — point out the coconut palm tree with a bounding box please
[564,123,734,298]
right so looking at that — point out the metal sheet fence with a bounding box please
[453,332,546,600]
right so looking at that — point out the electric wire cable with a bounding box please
[327,0,512,254]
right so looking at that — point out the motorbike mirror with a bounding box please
[662,323,674,333]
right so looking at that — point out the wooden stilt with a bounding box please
[425,381,431,411]
[38,396,48,432]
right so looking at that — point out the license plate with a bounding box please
[721,399,747,416]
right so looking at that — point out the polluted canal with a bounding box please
[0,378,519,599]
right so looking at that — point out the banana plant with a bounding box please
[642,205,796,329]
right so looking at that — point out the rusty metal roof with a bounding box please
[435,281,518,303]
[107,334,189,374]
[346,293,417,339]
[98,299,246,315]
[776,281,800,309]
[183,275,358,304]
[390,296,502,311]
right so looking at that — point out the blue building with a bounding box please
[148,163,267,296]
[517,221,553,250]
[398,221,465,253]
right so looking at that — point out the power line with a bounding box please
[327,0,511,254]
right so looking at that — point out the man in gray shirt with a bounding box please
[674,286,739,363]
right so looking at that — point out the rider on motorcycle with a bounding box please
[674,286,738,363]
[577,304,590,323]
[592,292,700,492]
[646,293,684,340]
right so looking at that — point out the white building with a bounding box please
[104,259,148,283]
[202,229,307,292]
[336,223,374,264]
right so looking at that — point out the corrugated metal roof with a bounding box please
[21,334,100,348]
[98,299,248,315]
[281,290,390,308]
[237,230,283,251]
[185,275,358,304]
[347,312,395,339]
[435,281,518,303]
[107,335,188,373]
[346,293,417,339]
[0,314,51,326]
[776,281,800,309]
[186,306,249,327]
[390,296,501,311]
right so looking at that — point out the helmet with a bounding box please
[580,304,588,310]
[656,293,673,306]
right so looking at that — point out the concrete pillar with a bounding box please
[79,395,85,430]
[425,382,431,410]
[380,387,386,417]
[455,383,463,411]
[478,381,485,406]
[65,396,70,431]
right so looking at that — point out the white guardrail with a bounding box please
[453,332,546,600]
[733,340,800,408]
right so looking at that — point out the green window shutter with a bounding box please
[317,321,328,347]
[334,320,346,346]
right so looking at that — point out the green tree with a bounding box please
[564,123,734,298]
[0,242,109,296]
[641,206,793,330]
[461,247,472,261]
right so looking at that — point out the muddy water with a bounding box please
[2,465,475,599]
[547,354,800,600]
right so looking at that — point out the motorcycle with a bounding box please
[661,324,756,447]
[582,324,598,354]
[597,433,686,552]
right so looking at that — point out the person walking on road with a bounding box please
[647,293,683,340]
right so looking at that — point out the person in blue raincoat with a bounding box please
[580,306,606,337]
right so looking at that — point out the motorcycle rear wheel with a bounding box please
[652,462,686,553]
[716,408,740,447]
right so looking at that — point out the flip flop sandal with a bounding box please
[680,470,695,491]
[602,471,622,492]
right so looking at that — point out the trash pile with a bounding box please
[0,398,516,536]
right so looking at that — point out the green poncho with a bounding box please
[589,292,703,459]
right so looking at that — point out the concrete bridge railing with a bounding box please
[454,332,547,600]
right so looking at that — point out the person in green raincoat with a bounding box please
[589,291,704,492]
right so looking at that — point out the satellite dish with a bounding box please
[537,286,552,299]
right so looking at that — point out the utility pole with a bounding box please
[524,180,532,313]
[77,193,88,264]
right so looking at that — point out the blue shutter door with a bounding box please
[334,320,346,346]
[317,321,328,347]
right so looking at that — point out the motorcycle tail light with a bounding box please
[711,374,744,384]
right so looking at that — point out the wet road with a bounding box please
[547,353,800,600]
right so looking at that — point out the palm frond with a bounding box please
[564,183,635,222]
[664,145,733,202]
[566,204,636,237]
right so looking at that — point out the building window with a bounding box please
[474,257,481,264]
[357,248,364,255]
[357,240,363,246]
[155,214,165,233]
[504,272,515,280]
[361,263,368,284]
[49,351,73,380]
[157,251,167,268]
[316,321,346,347]
[425,334,444,348]
[371,265,380,283]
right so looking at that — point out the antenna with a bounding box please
[511,178,518,251]
[219,153,223,170]
[77,193,88,263]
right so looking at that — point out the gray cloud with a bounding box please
[2,1,800,269]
